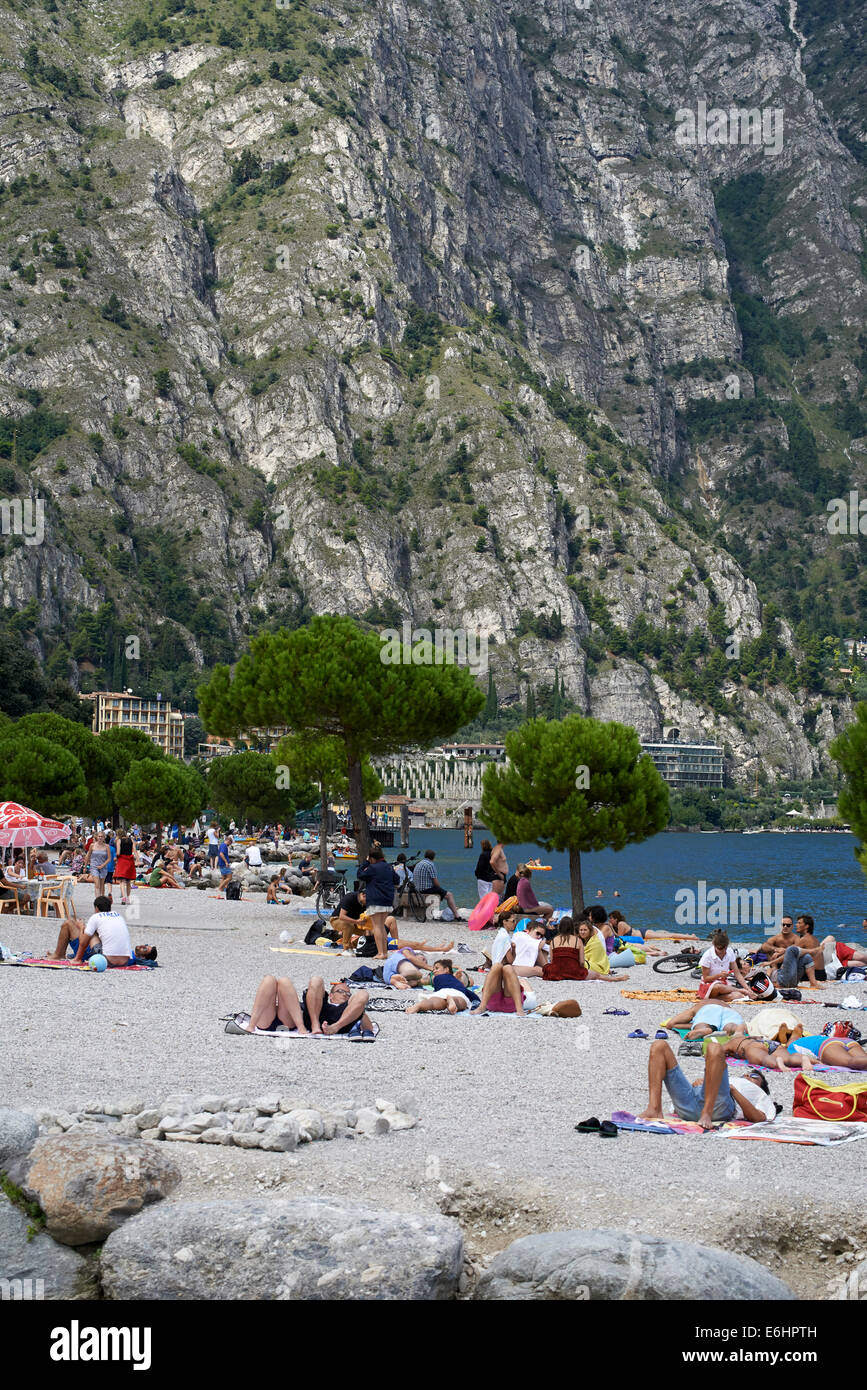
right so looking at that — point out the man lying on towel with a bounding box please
[639,1038,779,1132]
[229,973,375,1039]
[48,896,157,967]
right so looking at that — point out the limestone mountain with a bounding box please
[0,0,865,784]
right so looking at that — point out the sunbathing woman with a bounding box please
[606,910,665,957]
[785,1033,867,1071]
[722,1030,809,1072]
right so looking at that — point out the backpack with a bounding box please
[747,970,777,1000]
[304,918,334,945]
[822,1019,862,1042]
[225,880,242,901]
[355,934,378,957]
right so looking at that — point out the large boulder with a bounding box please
[101,1197,463,1300]
[19,1132,181,1247]
[0,1109,39,1172]
[0,1194,95,1299]
[474,1229,795,1301]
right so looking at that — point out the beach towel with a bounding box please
[609,1111,751,1136]
[364,996,416,1012]
[269,946,342,957]
[0,955,155,972]
[622,988,700,1002]
[727,1056,863,1076]
[608,1112,676,1134]
[718,1117,867,1146]
[223,1013,380,1040]
[622,989,824,1004]
[246,1023,380,1040]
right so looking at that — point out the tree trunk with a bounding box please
[157,821,163,852]
[319,781,329,873]
[568,845,584,918]
[347,756,370,866]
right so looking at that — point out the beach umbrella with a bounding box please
[0,804,70,874]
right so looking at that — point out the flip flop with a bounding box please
[599,1120,618,1137]
[655,1029,669,1039]
[628,1029,649,1039]
[603,1008,630,1016]
[574,1117,601,1133]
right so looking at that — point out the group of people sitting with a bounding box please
[692,918,867,1004]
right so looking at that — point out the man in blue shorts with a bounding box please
[639,1038,778,1131]
[215,834,233,897]
[48,895,158,966]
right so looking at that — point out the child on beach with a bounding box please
[406,959,480,1014]
[266,875,291,904]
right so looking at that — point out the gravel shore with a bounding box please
[2,884,865,1297]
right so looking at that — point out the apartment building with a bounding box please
[82,690,185,759]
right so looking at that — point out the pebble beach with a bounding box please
[2,880,865,1299]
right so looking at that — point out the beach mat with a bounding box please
[718,1117,867,1146]
[622,988,700,1002]
[0,956,154,972]
[622,989,824,1003]
[365,996,414,1012]
[610,1110,751,1136]
[228,1020,380,1041]
[270,946,343,957]
[727,1055,864,1075]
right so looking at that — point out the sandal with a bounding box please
[655,1029,668,1039]
[627,1029,648,1039]
[603,1008,630,1016]
[574,1117,601,1133]
[599,1120,618,1138]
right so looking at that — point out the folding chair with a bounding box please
[36,878,65,918]
[0,883,23,916]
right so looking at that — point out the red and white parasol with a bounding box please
[0,803,70,865]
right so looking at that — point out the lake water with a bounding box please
[401,829,866,943]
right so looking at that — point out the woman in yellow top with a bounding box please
[577,918,629,981]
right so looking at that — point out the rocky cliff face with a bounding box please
[0,0,864,783]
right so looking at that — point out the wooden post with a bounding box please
[464,805,473,848]
[400,803,409,847]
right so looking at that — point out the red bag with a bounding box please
[793,1074,867,1122]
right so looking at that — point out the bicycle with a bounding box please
[396,854,428,924]
[315,868,348,916]
[652,947,703,975]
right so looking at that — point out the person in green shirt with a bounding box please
[148,856,182,889]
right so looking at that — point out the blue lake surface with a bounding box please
[400,828,867,943]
